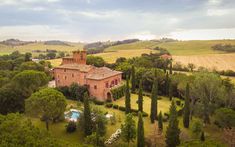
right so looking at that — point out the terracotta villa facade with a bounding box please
[53,50,122,101]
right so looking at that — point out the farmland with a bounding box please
[173,53,235,70]
[94,49,157,63]
[0,42,84,56]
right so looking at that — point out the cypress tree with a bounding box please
[169,62,173,74]
[137,112,145,147]
[165,72,169,96]
[125,78,131,114]
[83,92,92,136]
[200,131,205,142]
[150,71,158,123]
[165,101,180,147]
[169,79,173,101]
[131,65,136,93]
[183,83,190,128]
[138,79,143,112]
[158,111,163,132]
[121,114,136,146]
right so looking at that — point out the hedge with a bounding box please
[105,103,113,108]
[113,104,119,109]
[111,84,126,100]
[92,99,105,105]
[119,106,126,111]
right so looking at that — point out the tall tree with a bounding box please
[169,79,173,101]
[25,88,67,130]
[125,78,131,114]
[191,72,226,124]
[183,83,190,128]
[169,61,173,74]
[165,72,169,96]
[13,70,48,98]
[83,92,93,136]
[150,71,158,123]
[138,79,143,112]
[158,111,163,132]
[121,114,136,146]
[165,101,180,147]
[24,52,32,61]
[131,65,136,93]
[137,112,145,147]
[200,131,205,142]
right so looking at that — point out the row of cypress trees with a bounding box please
[126,65,193,147]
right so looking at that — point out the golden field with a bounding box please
[94,49,157,63]
[173,53,235,71]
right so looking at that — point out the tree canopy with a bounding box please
[25,88,67,130]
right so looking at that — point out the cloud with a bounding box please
[207,8,231,16]
[0,0,60,5]
[0,25,81,41]
[169,28,235,40]
[0,0,234,41]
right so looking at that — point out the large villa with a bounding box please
[53,50,122,101]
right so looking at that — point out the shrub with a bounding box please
[93,99,105,105]
[105,103,113,108]
[175,100,181,106]
[66,121,77,133]
[132,112,138,116]
[142,112,148,117]
[112,104,119,109]
[111,85,126,100]
[118,106,126,111]
[177,108,184,116]
[131,109,138,113]
[164,112,169,118]
[214,108,235,128]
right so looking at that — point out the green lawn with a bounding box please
[28,95,227,146]
[113,94,172,114]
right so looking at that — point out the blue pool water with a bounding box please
[65,110,81,121]
[71,111,80,119]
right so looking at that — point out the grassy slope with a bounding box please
[0,42,84,56]
[104,40,235,55]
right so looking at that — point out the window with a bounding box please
[72,74,74,77]
[65,76,67,80]
[64,69,66,72]
[115,79,118,85]
[105,82,109,88]
[57,80,60,83]
[94,85,97,89]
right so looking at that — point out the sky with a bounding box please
[0,0,235,42]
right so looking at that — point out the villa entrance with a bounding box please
[107,92,112,102]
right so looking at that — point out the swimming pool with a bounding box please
[64,109,81,122]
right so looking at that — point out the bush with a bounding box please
[177,108,184,116]
[111,85,126,100]
[163,115,169,122]
[118,106,126,111]
[66,121,77,133]
[175,100,181,106]
[105,103,113,108]
[93,99,105,105]
[112,104,119,109]
[214,108,235,128]
[142,112,148,117]
[131,109,138,113]
[164,112,169,118]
